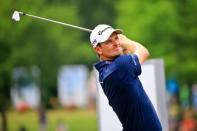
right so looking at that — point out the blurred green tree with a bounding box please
[10,2,84,107]
[0,0,97,112]
[0,0,45,130]
[74,0,117,35]
[0,48,11,131]
[174,1,197,83]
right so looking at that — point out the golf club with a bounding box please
[12,11,92,32]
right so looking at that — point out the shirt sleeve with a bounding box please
[115,54,142,77]
[130,54,142,76]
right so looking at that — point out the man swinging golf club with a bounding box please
[12,10,162,130]
[90,24,162,131]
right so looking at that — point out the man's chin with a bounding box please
[112,53,122,59]
[108,51,123,60]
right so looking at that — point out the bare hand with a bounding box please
[118,34,132,54]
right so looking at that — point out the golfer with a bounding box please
[90,24,162,131]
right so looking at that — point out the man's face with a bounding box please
[94,32,123,60]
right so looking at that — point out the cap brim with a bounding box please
[99,29,123,44]
[114,29,123,34]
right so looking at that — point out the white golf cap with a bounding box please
[90,24,122,48]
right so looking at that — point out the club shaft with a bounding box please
[19,12,92,32]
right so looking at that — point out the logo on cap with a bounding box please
[98,27,112,35]
[93,39,97,45]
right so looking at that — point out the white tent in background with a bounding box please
[11,67,40,110]
[11,83,40,109]
[58,65,88,108]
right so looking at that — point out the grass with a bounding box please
[7,109,98,131]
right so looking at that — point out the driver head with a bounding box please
[12,11,21,21]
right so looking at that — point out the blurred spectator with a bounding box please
[167,79,180,96]
[180,84,190,109]
[192,84,197,111]
[38,105,47,131]
[179,108,197,131]
[56,120,69,131]
[169,96,181,131]
[19,125,27,131]
[167,81,197,131]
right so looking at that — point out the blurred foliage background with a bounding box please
[0,0,197,131]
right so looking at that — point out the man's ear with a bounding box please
[94,46,102,55]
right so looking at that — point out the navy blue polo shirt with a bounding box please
[95,54,162,131]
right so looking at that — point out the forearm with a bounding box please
[119,35,150,64]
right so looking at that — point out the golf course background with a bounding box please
[6,109,97,131]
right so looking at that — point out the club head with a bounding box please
[12,11,21,21]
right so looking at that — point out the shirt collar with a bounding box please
[94,60,112,71]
